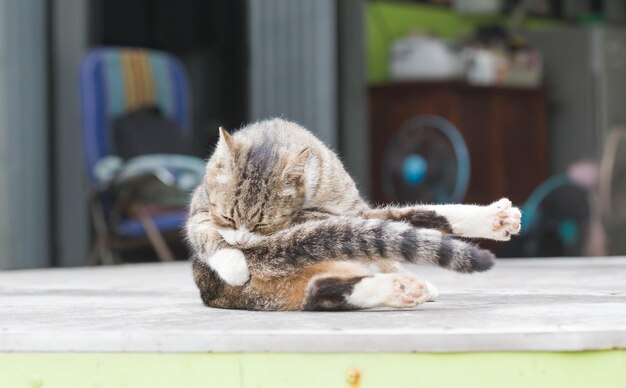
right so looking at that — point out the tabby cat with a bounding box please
[186,119,521,311]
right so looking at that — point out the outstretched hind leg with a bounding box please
[304,272,437,311]
[362,198,522,241]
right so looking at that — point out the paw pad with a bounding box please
[387,275,430,308]
[489,198,522,241]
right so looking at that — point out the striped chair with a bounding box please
[80,47,192,264]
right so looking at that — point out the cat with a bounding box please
[186,118,521,311]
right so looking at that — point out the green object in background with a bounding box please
[558,218,580,246]
[1,351,625,388]
[366,2,564,83]
[579,12,606,25]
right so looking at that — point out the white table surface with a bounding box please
[1,258,625,353]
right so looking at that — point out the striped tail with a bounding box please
[244,218,495,274]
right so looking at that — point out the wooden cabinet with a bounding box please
[369,81,549,206]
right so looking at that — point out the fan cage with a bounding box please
[381,115,470,204]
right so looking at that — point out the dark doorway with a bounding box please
[89,0,249,157]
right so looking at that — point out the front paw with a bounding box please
[488,198,522,241]
[207,248,250,286]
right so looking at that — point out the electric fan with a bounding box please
[498,175,591,258]
[381,115,470,204]
[599,127,626,255]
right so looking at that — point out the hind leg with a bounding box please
[362,198,522,241]
[305,271,437,311]
[196,259,438,311]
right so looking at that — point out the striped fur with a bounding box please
[240,218,494,279]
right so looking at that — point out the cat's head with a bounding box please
[205,127,310,246]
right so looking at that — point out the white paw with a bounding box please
[207,248,250,286]
[487,198,522,241]
[348,273,433,309]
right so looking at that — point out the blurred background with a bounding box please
[1,0,626,270]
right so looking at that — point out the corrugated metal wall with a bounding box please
[338,0,369,194]
[0,0,49,269]
[51,0,90,266]
[248,0,338,148]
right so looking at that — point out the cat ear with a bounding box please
[218,127,236,155]
[283,148,310,179]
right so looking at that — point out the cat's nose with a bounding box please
[236,234,250,245]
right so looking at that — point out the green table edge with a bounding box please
[1,351,625,388]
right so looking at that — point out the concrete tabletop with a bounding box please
[1,258,625,353]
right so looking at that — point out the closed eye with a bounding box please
[221,215,236,227]
[250,223,269,232]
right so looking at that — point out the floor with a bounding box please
[1,258,626,353]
